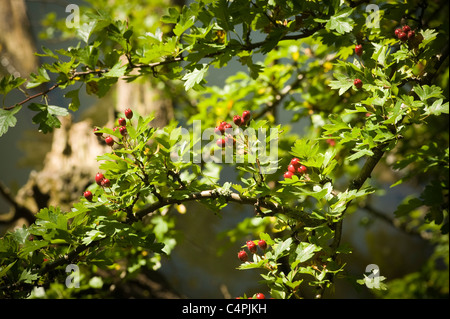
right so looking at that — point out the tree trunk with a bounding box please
[0,0,38,77]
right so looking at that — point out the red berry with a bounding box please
[93,127,102,137]
[256,293,265,299]
[225,135,236,146]
[119,126,127,136]
[354,78,363,89]
[402,25,411,33]
[233,115,243,126]
[216,138,226,148]
[242,110,251,124]
[118,117,126,126]
[247,240,257,254]
[238,250,248,262]
[398,31,408,42]
[83,190,93,201]
[258,239,267,250]
[290,158,301,168]
[355,44,363,56]
[101,178,110,187]
[105,136,114,146]
[283,171,294,179]
[326,138,336,147]
[394,28,402,36]
[287,164,296,173]
[407,30,415,39]
[223,123,232,131]
[95,173,105,185]
[297,165,307,175]
[124,108,133,119]
[214,125,224,135]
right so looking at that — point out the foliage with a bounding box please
[0,0,448,298]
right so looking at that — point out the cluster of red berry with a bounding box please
[283,157,307,179]
[215,110,251,148]
[353,44,364,90]
[83,171,112,201]
[84,108,135,201]
[237,239,268,262]
[395,24,416,42]
[93,108,133,147]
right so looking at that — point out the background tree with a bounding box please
[0,0,448,299]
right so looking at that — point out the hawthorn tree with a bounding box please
[0,0,448,299]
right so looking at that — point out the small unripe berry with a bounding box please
[124,108,133,119]
[238,250,248,262]
[118,117,126,126]
[247,240,257,254]
[355,44,363,56]
[284,171,294,179]
[354,78,363,89]
[95,173,105,185]
[258,239,267,250]
[233,115,243,126]
[83,190,93,201]
[242,110,251,124]
[105,136,114,146]
[256,293,265,299]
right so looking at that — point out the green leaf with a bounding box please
[103,62,127,78]
[173,5,196,36]
[18,240,49,258]
[0,75,26,96]
[329,73,353,95]
[295,242,321,263]
[35,46,59,60]
[28,103,65,133]
[0,105,22,137]
[65,89,81,112]
[424,99,449,116]
[78,21,97,43]
[347,148,374,162]
[82,229,106,245]
[19,269,39,284]
[273,237,293,260]
[47,105,69,117]
[0,261,17,278]
[326,7,354,34]
[182,64,209,91]
[161,7,180,24]
[35,207,68,230]
[11,226,30,245]
[414,84,443,101]
[26,67,51,89]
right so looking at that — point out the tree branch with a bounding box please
[134,188,318,226]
